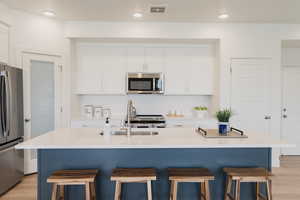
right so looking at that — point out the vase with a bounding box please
[218,122,230,135]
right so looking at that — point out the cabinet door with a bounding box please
[101,47,126,94]
[165,47,214,95]
[188,47,214,95]
[0,24,9,63]
[144,47,165,72]
[165,47,190,95]
[76,45,102,94]
[127,47,145,72]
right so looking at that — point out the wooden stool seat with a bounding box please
[111,168,157,200]
[48,169,98,184]
[47,169,99,200]
[224,168,272,200]
[111,168,156,182]
[168,168,215,200]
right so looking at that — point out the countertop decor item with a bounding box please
[83,105,94,120]
[215,109,232,135]
[94,105,103,120]
[196,127,247,138]
[193,106,208,119]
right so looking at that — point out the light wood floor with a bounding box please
[0,174,37,200]
[0,156,299,200]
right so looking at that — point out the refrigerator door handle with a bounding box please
[1,71,11,137]
[6,71,11,137]
[0,72,5,136]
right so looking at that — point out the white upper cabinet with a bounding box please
[127,47,145,72]
[165,47,188,94]
[76,44,126,94]
[127,47,165,73]
[0,24,9,64]
[144,47,165,72]
[76,44,102,94]
[165,46,215,95]
[75,43,215,95]
[101,47,126,94]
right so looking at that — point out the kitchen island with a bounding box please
[16,128,290,200]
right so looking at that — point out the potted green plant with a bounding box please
[193,106,208,119]
[215,109,232,134]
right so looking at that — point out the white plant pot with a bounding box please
[193,110,207,119]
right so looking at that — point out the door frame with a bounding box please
[22,52,62,174]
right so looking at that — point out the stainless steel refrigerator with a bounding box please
[0,63,24,195]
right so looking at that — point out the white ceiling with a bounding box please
[2,0,300,23]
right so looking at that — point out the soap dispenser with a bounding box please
[103,117,112,141]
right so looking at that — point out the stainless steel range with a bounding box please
[125,115,166,128]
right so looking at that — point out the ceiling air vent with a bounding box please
[150,5,167,13]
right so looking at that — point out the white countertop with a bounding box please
[16,128,292,149]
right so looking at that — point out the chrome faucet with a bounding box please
[126,100,133,136]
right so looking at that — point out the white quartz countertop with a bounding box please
[15,128,293,150]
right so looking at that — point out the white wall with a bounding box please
[0,2,70,127]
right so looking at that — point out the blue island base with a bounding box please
[37,148,271,200]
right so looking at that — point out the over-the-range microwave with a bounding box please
[126,73,164,94]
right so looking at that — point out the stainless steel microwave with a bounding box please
[126,73,164,94]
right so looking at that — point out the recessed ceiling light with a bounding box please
[43,10,56,17]
[218,13,229,19]
[133,12,143,18]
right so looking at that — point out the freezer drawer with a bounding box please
[0,141,24,195]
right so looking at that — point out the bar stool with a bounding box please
[111,168,157,200]
[47,169,99,200]
[224,168,273,200]
[168,168,215,200]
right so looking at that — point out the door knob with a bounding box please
[264,116,271,120]
[283,115,287,119]
[24,118,31,123]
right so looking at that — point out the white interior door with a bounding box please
[281,66,300,155]
[230,58,272,135]
[22,53,62,174]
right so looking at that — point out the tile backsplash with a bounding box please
[78,95,213,118]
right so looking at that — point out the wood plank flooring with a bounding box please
[0,174,37,200]
[0,156,299,200]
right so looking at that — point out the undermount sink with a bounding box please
[100,130,159,136]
